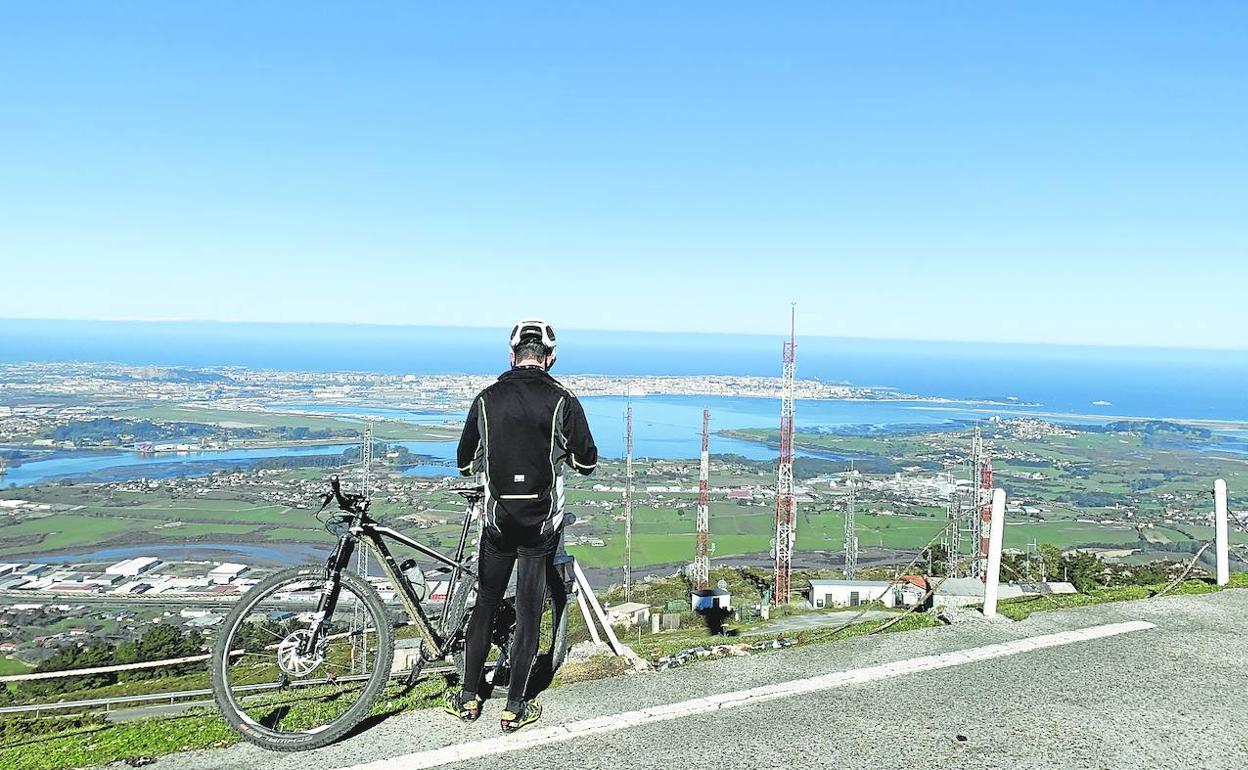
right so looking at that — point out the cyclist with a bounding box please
[446,318,598,732]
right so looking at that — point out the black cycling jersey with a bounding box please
[456,365,598,534]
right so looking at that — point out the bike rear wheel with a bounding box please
[448,576,520,687]
[210,566,394,752]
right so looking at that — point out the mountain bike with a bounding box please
[209,476,574,751]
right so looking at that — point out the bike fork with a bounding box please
[302,534,356,656]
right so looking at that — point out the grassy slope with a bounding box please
[0,678,449,770]
[997,571,1248,620]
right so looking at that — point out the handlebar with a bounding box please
[318,479,485,516]
[318,475,370,515]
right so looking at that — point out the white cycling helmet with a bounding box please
[509,318,558,352]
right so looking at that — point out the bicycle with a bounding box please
[209,475,574,751]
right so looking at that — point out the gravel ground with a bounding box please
[138,588,1248,770]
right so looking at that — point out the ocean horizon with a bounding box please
[3,318,1247,424]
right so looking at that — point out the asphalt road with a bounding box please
[129,587,1248,770]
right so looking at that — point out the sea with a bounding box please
[2,319,1246,487]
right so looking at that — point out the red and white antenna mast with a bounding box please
[979,456,994,582]
[773,305,797,606]
[693,408,711,590]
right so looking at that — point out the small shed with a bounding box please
[392,638,424,674]
[605,601,651,627]
[691,588,731,612]
[895,575,932,609]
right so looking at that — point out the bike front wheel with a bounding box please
[210,566,394,751]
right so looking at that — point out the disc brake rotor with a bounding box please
[276,629,324,677]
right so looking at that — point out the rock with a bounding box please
[564,640,613,663]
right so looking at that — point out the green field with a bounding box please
[726,424,1248,520]
[0,514,142,557]
[6,417,1246,571]
[157,522,262,538]
[0,490,1166,567]
[0,657,32,676]
[118,405,456,441]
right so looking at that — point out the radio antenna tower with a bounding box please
[979,455,994,582]
[624,398,634,602]
[772,305,797,606]
[353,422,374,672]
[945,476,962,577]
[843,472,859,579]
[361,422,374,499]
[693,408,711,590]
[966,426,984,578]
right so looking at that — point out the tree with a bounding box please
[117,624,204,680]
[17,643,116,699]
[1061,550,1107,592]
[1038,544,1062,582]
[924,544,949,576]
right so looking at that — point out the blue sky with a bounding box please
[1,3,1244,348]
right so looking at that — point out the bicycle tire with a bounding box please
[449,578,519,689]
[549,588,571,674]
[210,566,394,752]
[446,573,475,682]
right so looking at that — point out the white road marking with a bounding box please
[336,620,1155,770]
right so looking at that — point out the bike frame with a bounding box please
[303,493,482,662]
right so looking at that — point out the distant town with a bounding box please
[0,361,1033,458]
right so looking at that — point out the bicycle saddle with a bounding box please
[451,485,486,501]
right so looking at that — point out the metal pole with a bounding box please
[844,475,858,579]
[773,304,797,605]
[1215,479,1230,586]
[624,400,633,602]
[694,408,711,590]
[983,489,1007,618]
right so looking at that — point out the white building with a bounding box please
[185,613,224,628]
[605,601,651,627]
[932,577,991,608]
[209,563,249,585]
[932,578,1077,609]
[105,557,161,577]
[806,579,898,609]
[691,587,731,612]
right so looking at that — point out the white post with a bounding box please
[1215,479,1230,586]
[575,589,603,645]
[983,488,1007,618]
[571,559,625,654]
